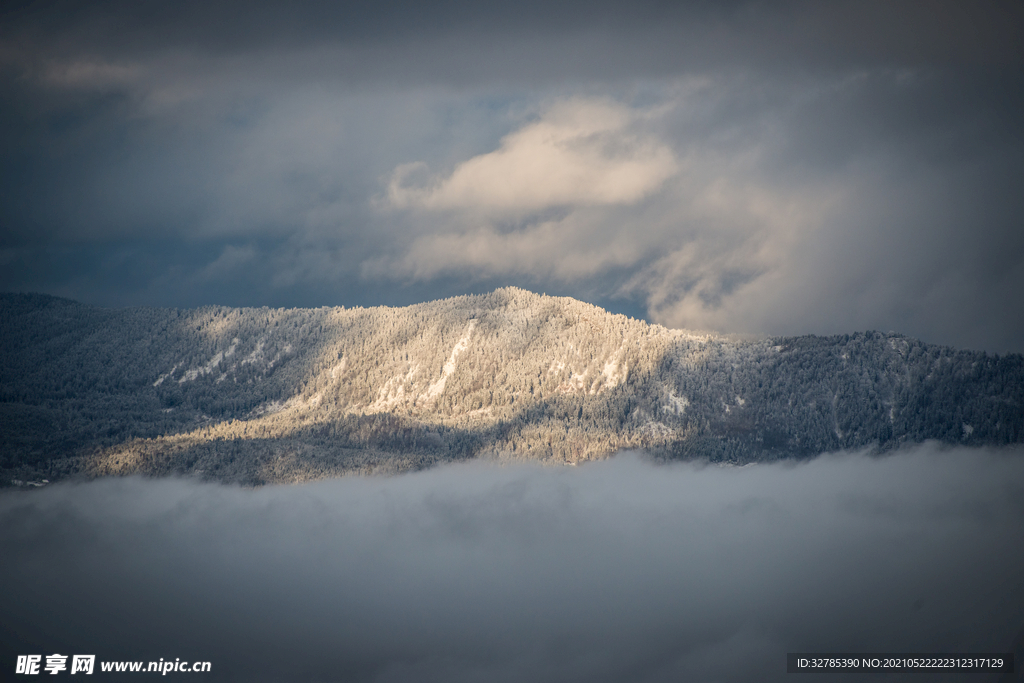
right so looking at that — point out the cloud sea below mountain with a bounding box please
[2,442,1022,682]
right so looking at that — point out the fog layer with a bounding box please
[2,443,1023,682]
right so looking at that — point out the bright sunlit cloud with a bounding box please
[386,99,678,214]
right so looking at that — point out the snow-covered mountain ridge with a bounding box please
[2,288,1021,484]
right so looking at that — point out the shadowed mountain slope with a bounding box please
[2,288,1021,485]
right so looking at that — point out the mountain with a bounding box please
[2,288,1022,485]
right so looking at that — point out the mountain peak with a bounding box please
[2,291,1021,486]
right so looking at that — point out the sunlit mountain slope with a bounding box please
[2,288,1021,484]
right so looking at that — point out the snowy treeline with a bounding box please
[2,288,1021,485]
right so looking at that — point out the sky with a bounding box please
[1,1,1023,353]
[2,445,1023,682]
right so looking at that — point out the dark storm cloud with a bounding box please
[2,444,1023,682]
[3,0,1021,72]
[1,1,1023,351]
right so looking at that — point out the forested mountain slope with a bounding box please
[2,289,1021,485]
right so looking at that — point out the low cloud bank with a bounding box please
[2,443,1023,682]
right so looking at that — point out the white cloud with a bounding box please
[386,99,678,214]
[370,97,685,283]
[372,91,842,323]
[362,208,651,281]
[621,174,842,333]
